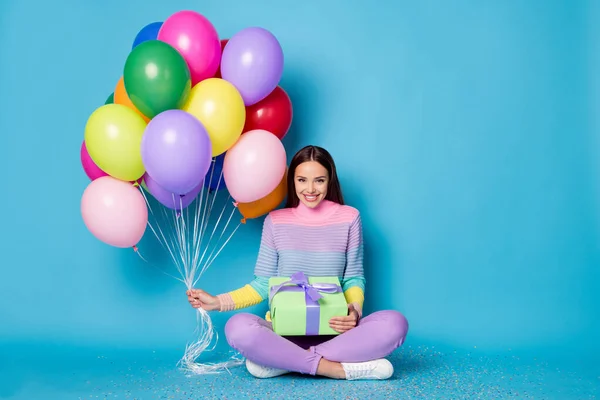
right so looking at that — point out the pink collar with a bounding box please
[291,199,340,221]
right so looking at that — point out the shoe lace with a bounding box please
[345,361,378,377]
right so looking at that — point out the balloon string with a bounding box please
[194,158,220,276]
[158,196,184,274]
[191,177,206,273]
[204,158,217,218]
[197,222,241,284]
[197,164,213,255]
[194,208,240,287]
[195,195,232,273]
[189,160,214,284]
[139,187,186,278]
[137,175,243,375]
[190,166,227,282]
[161,203,186,277]
[203,167,225,236]
[202,205,238,270]
[134,248,185,283]
[179,189,243,373]
[172,195,188,282]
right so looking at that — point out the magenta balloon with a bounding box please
[157,10,221,85]
[141,110,212,195]
[80,140,108,181]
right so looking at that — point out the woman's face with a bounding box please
[294,161,329,208]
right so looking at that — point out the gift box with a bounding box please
[268,272,348,336]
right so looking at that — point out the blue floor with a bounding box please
[1,342,598,399]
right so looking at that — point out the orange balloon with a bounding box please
[114,77,150,122]
[238,170,287,222]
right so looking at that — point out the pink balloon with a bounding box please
[80,140,108,181]
[223,129,287,203]
[81,176,148,248]
[157,10,221,85]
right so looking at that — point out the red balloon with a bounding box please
[214,39,229,78]
[243,86,292,140]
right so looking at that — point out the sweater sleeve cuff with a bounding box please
[343,286,365,313]
[217,293,235,312]
[218,284,265,311]
[350,302,363,319]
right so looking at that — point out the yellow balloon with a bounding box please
[182,78,246,157]
[84,104,147,181]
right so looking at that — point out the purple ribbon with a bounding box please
[269,272,342,335]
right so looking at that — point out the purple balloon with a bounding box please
[144,172,202,210]
[221,27,284,106]
[141,110,212,194]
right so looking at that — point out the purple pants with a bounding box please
[224,310,409,375]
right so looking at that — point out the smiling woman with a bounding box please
[285,146,345,209]
[187,145,409,380]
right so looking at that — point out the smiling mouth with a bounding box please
[303,194,320,202]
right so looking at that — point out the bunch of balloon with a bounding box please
[79,10,293,374]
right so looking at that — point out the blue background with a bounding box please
[0,1,599,397]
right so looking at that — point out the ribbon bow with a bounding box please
[269,271,341,302]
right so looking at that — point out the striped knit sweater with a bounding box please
[217,200,366,317]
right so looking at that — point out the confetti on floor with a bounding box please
[1,343,598,399]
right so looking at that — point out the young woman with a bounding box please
[187,145,409,380]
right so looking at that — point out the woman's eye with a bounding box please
[317,179,325,183]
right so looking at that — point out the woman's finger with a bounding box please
[330,316,356,322]
[331,325,352,334]
[330,318,356,325]
[330,325,345,333]
[329,321,356,328]
[329,321,356,329]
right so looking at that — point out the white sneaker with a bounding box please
[341,358,394,380]
[245,359,290,378]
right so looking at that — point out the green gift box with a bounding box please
[268,272,348,336]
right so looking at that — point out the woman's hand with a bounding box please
[186,288,221,311]
[329,304,360,334]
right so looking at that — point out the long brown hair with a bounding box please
[284,145,345,208]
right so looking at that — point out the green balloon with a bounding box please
[105,92,114,104]
[123,40,192,119]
